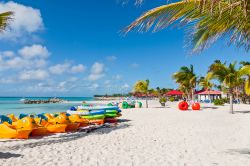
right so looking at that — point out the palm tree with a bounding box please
[199,72,214,101]
[172,65,197,100]
[0,12,13,31]
[240,61,250,96]
[133,79,150,108]
[209,61,250,113]
[124,0,250,53]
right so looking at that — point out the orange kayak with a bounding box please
[79,123,89,127]
[0,124,31,139]
[12,117,48,137]
[89,119,104,125]
[68,114,89,128]
[66,123,80,132]
[46,124,67,133]
[31,127,48,136]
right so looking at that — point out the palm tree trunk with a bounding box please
[191,89,194,101]
[208,89,211,102]
[145,92,149,108]
[229,93,234,114]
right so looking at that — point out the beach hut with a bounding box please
[196,90,222,102]
[165,90,183,100]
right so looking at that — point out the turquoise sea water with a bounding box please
[0,97,93,115]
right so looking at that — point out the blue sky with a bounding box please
[0,0,249,97]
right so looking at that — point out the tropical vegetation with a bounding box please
[208,61,250,113]
[125,0,250,53]
[133,79,150,108]
[198,72,214,101]
[0,11,12,32]
[172,65,197,100]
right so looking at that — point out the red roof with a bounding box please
[166,90,183,95]
[195,90,221,95]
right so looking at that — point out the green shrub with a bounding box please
[221,98,229,104]
[213,99,225,105]
[169,97,175,102]
[159,97,167,103]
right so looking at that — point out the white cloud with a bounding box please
[49,63,86,75]
[131,63,139,68]
[71,64,86,73]
[68,77,78,82]
[19,69,49,80]
[104,80,111,85]
[106,56,117,61]
[1,51,14,57]
[113,74,122,80]
[0,77,16,84]
[34,59,47,68]
[0,1,44,40]
[49,63,70,75]
[87,62,105,81]
[18,44,50,59]
[0,45,48,71]
[88,83,99,90]
[122,83,130,89]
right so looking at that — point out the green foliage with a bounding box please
[94,93,131,97]
[199,72,214,91]
[159,97,167,103]
[209,61,250,95]
[169,97,175,102]
[221,98,229,104]
[133,80,150,94]
[213,99,225,106]
[125,0,250,53]
[0,11,13,31]
[172,65,196,98]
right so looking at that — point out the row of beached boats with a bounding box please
[0,105,122,139]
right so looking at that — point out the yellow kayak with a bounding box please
[0,123,31,139]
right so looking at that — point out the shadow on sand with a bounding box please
[1,121,131,151]
[227,149,250,157]
[234,111,250,114]
[153,106,172,108]
[201,106,219,109]
[117,119,131,123]
[0,152,23,159]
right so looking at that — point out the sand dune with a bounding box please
[1,100,250,166]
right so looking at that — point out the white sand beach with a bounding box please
[1,100,250,166]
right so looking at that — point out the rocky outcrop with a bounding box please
[23,98,66,104]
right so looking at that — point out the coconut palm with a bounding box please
[172,65,197,100]
[199,72,214,101]
[240,61,250,97]
[0,12,13,31]
[209,61,250,113]
[133,79,150,108]
[124,0,250,53]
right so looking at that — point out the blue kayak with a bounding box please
[89,110,105,115]
[67,109,105,115]
[77,105,119,111]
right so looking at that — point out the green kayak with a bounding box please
[105,113,117,118]
[81,114,105,120]
[105,110,118,114]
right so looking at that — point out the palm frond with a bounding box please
[124,0,250,52]
[0,11,13,32]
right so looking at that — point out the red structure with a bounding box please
[165,90,184,101]
[166,90,183,96]
[195,90,222,101]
